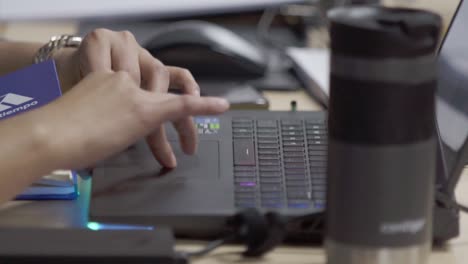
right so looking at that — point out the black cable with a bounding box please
[179,234,237,259]
[457,202,468,213]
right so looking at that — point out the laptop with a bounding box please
[90,1,468,243]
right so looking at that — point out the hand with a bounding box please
[35,71,229,170]
[53,28,208,168]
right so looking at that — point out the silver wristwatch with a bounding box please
[34,35,82,64]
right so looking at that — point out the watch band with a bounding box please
[34,35,82,64]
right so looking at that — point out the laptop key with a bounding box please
[314,191,326,199]
[258,134,278,139]
[284,164,306,169]
[234,177,257,183]
[259,166,282,172]
[235,192,256,199]
[288,200,311,209]
[234,171,256,177]
[233,139,256,166]
[233,128,253,133]
[308,145,327,151]
[258,139,279,145]
[283,146,305,152]
[286,174,308,181]
[257,120,277,128]
[233,123,253,129]
[310,161,327,167]
[236,202,256,208]
[258,149,279,155]
[260,178,282,184]
[311,173,326,179]
[309,157,327,163]
[284,157,305,163]
[306,124,325,130]
[308,135,327,140]
[286,180,308,187]
[234,166,256,172]
[312,185,325,192]
[311,179,326,186]
[308,150,326,156]
[233,133,254,139]
[282,136,304,141]
[308,140,327,145]
[259,160,281,166]
[281,120,303,126]
[305,119,325,125]
[260,192,283,198]
[235,186,256,193]
[258,154,280,160]
[262,203,284,209]
[286,192,309,199]
[283,141,304,147]
[282,131,304,136]
[258,144,280,149]
[261,184,283,192]
[284,152,304,158]
[260,171,282,178]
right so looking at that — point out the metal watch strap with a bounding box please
[34,35,82,64]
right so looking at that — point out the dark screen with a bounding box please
[437,0,468,182]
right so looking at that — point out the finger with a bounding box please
[79,29,113,75]
[139,48,172,165]
[166,66,200,96]
[110,31,141,86]
[146,128,177,168]
[165,66,199,154]
[173,116,198,155]
[158,95,230,122]
[139,48,170,93]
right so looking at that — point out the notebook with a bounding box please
[0,60,78,200]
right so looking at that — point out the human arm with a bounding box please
[0,29,205,168]
[0,71,229,204]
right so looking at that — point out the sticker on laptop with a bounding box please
[195,117,220,135]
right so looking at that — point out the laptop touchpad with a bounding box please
[159,140,220,180]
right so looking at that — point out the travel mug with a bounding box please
[326,6,441,264]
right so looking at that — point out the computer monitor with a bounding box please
[0,0,308,21]
[436,0,468,194]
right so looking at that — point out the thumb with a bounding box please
[157,95,230,122]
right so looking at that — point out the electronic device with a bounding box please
[0,228,184,263]
[90,0,468,243]
[0,0,307,21]
[144,20,268,80]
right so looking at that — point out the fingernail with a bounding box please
[170,152,177,167]
[214,98,230,109]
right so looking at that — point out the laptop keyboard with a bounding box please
[232,118,327,210]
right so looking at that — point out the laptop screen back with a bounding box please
[436,0,468,187]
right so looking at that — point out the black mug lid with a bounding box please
[328,6,442,58]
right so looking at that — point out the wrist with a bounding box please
[53,47,81,94]
[28,113,63,172]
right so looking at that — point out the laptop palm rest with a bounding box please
[90,140,232,222]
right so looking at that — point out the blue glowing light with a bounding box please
[86,222,154,231]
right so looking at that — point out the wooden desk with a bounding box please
[0,1,467,262]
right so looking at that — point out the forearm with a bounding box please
[0,110,58,203]
[0,41,42,76]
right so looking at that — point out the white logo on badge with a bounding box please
[0,93,38,118]
[0,93,34,111]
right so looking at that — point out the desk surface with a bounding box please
[1,1,467,263]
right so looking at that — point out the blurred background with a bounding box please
[0,0,460,110]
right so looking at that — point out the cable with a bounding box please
[456,202,468,214]
[179,234,237,259]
